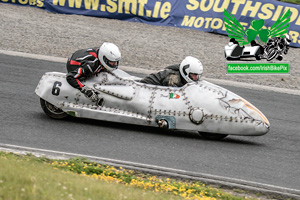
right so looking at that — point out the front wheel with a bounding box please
[199,132,228,140]
[267,48,278,61]
[40,98,68,119]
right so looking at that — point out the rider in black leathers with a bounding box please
[66,42,121,102]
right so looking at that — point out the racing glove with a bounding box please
[81,86,99,102]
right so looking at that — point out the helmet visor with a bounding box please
[189,73,200,81]
[103,56,119,69]
[108,60,119,68]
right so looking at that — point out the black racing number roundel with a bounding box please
[52,81,62,96]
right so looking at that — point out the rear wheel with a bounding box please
[199,132,228,140]
[255,48,262,60]
[40,98,68,119]
[267,48,278,61]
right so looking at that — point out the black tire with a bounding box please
[267,48,278,61]
[225,51,240,60]
[277,55,283,61]
[199,132,228,140]
[40,98,68,119]
[255,55,261,60]
[255,48,262,60]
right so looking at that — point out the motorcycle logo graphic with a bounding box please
[224,9,291,61]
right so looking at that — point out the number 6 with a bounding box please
[52,81,62,96]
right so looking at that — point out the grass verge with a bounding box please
[0,151,265,200]
[277,0,300,4]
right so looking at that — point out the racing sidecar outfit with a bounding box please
[66,47,105,90]
[140,64,186,87]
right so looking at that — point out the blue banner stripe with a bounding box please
[2,0,300,47]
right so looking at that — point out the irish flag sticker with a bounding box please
[169,93,180,99]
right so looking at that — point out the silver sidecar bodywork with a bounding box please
[35,70,270,136]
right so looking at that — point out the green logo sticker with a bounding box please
[224,9,290,46]
[224,9,291,65]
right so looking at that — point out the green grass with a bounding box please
[0,154,182,200]
[0,152,264,200]
[277,0,300,4]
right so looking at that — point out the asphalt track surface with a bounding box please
[1,53,300,194]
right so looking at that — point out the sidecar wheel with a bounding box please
[199,132,228,140]
[40,98,68,119]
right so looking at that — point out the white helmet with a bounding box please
[179,56,203,83]
[98,42,121,71]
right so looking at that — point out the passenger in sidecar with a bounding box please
[140,56,203,87]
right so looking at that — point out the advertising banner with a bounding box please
[2,0,300,48]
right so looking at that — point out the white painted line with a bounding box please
[1,49,300,95]
[0,49,68,63]
[0,143,299,199]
